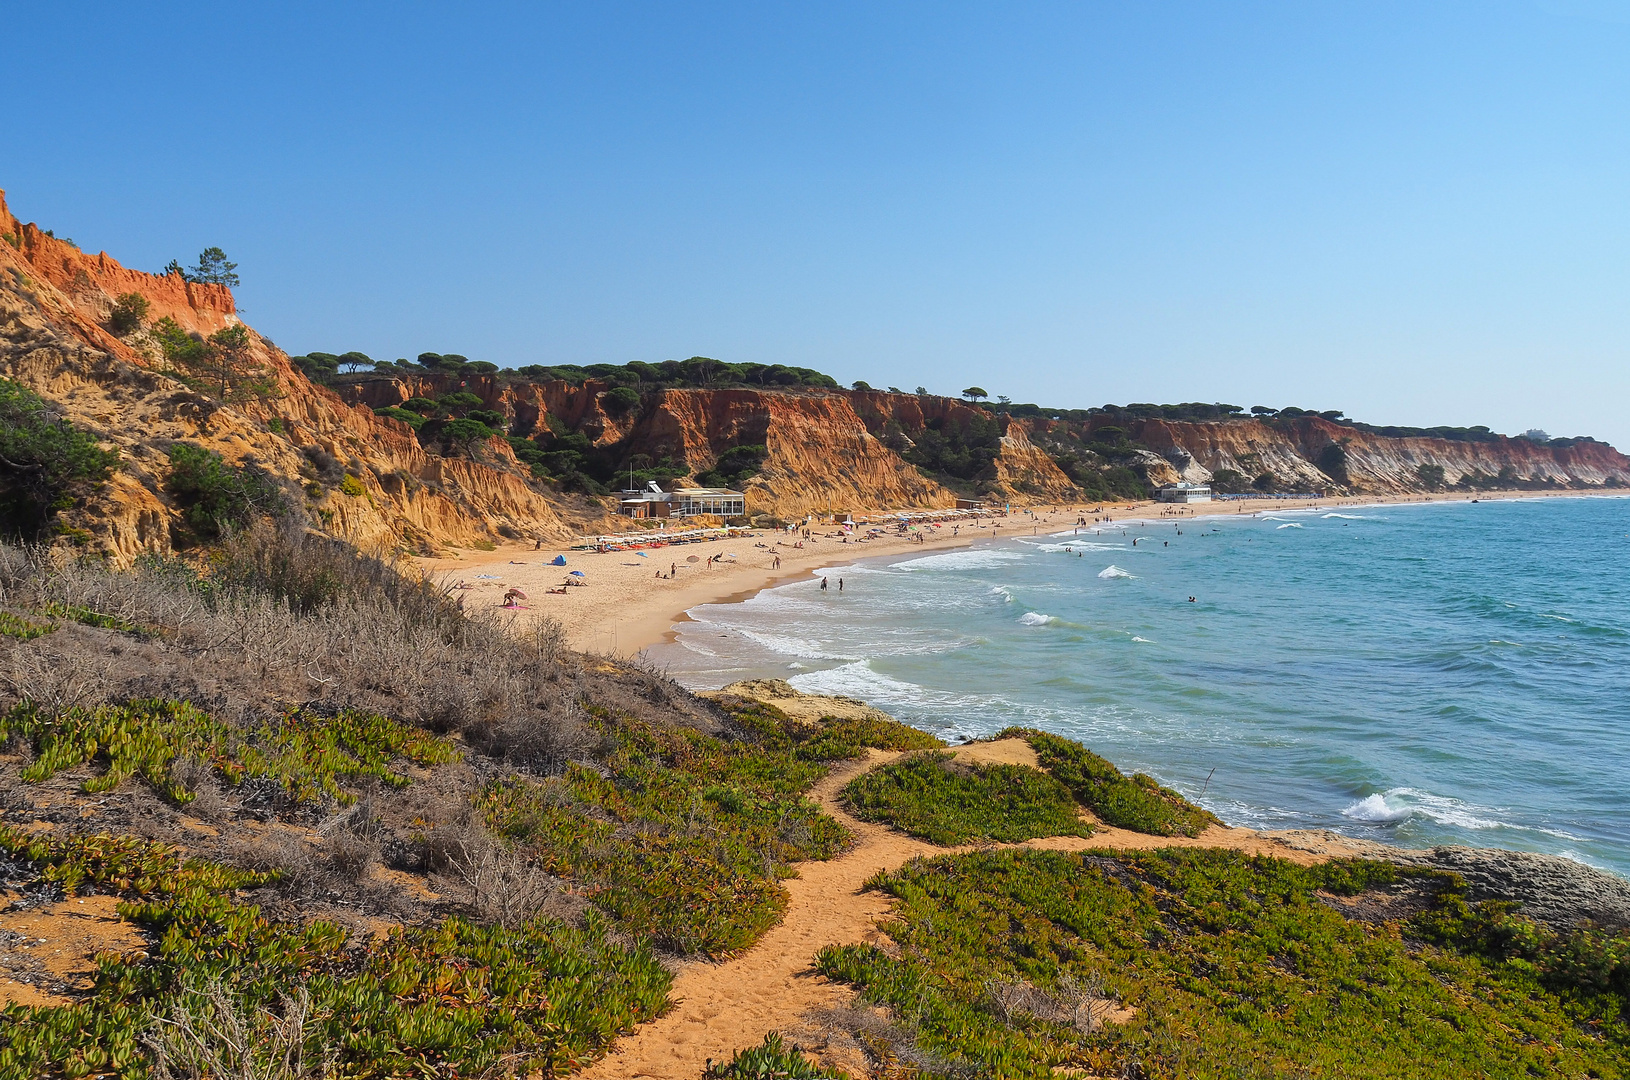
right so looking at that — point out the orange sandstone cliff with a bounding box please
[0,190,595,562]
[4,187,1626,564]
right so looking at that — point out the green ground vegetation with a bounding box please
[0,699,458,807]
[0,827,669,1079]
[481,697,935,957]
[0,610,53,640]
[1004,728,1218,837]
[841,751,1094,846]
[702,1032,847,1078]
[815,847,1630,1079]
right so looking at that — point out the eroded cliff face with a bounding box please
[345,376,959,517]
[1122,416,1630,492]
[8,186,1622,562]
[0,191,596,562]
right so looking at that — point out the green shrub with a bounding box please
[373,405,426,429]
[165,442,286,538]
[37,600,137,632]
[339,473,367,497]
[815,847,1630,1079]
[108,292,150,335]
[841,751,1093,846]
[0,378,120,539]
[697,444,768,489]
[703,1032,847,1078]
[1004,728,1217,837]
[715,695,944,761]
[603,386,641,414]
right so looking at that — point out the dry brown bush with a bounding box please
[984,972,1115,1035]
[144,981,332,1080]
[0,534,585,762]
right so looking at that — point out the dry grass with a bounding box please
[0,529,584,756]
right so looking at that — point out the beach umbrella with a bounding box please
[505,588,528,599]
[686,555,700,563]
[569,571,585,577]
[636,551,649,558]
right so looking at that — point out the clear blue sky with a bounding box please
[6,2,1628,446]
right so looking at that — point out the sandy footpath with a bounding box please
[413,490,1569,656]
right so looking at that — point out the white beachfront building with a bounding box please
[1157,482,1212,503]
[618,481,746,518]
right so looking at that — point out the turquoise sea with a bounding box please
[647,496,1630,877]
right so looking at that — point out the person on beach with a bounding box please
[821,576,828,590]
[838,578,843,591]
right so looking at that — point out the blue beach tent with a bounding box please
[550,555,567,565]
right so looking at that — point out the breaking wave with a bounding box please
[1342,793,1413,823]
[1098,565,1135,579]
[1017,611,1055,626]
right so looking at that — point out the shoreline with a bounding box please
[414,487,1615,658]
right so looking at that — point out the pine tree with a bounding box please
[188,247,240,287]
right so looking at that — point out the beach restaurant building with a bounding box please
[1157,482,1213,503]
[618,481,746,519]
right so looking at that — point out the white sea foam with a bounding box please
[1276,523,1303,529]
[1349,787,1537,833]
[894,548,1031,572]
[1342,793,1413,823]
[990,585,1014,603]
[1098,565,1135,579]
[1322,513,1373,520]
[731,628,860,662]
[1537,613,1575,622]
[1018,611,1054,626]
[1131,636,1155,643]
[788,662,1012,717]
[1016,539,1124,553]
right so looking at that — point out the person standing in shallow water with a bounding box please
[838,578,843,591]
[821,576,828,590]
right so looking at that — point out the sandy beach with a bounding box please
[413,488,1589,658]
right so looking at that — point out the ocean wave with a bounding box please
[894,548,1032,572]
[1131,636,1155,643]
[1322,513,1374,520]
[990,585,1014,603]
[731,627,861,662]
[1276,523,1303,529]
[787,662,1015,719]
[1018,611,1055,626]
[1098,565,1135,579]
[1342,793,1413,823]
[1345,787,1556,834]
